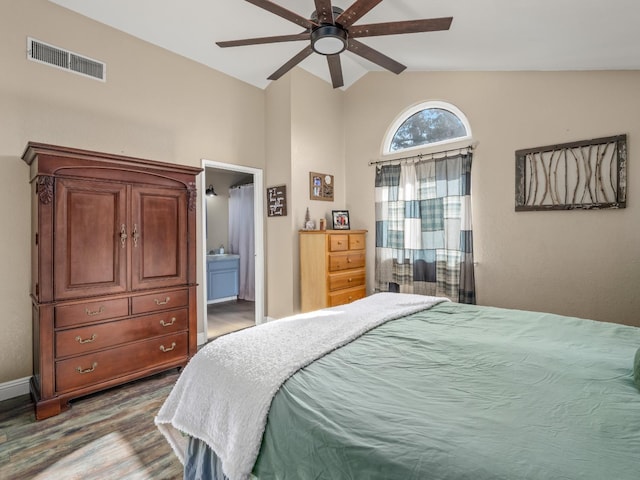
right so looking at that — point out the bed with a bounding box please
[156,293,640,480]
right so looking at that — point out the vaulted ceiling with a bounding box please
[49,0,640,90]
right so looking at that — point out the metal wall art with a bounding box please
[515,134,627,211]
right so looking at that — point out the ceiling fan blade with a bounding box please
[267,45,314,81]
[217,33,310,48]
[350,17,453,38]
[245,0,318,30]
[335,0,383,28]
[347,39,406,74]
[314,0,335,24]
[327,55,344,88]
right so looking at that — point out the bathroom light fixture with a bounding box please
[206,184,217,196]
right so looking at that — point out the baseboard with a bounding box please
[0,376,30,402]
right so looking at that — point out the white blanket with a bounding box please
[155,293,448,480]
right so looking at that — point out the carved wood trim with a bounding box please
[187,182,197,211]
[36,176,54,204]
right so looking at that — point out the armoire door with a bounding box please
[54,178,129,300]
[130,186,188,290]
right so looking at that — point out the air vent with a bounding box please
[27,37,106,82]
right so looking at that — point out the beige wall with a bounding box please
[0,0,266,383]
[290,69,345,311]
[265,75,294,319]
[345,71,640,326]
[264,69,346,316]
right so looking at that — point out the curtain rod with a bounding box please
[368,143,477,167]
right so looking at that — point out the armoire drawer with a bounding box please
[55,308,188,358]
[328,252,366,272]
[55,298,129,328]
[55,332,188,393]
[328,287,366,307]
[328,269,366,292]
[132,289,188,314]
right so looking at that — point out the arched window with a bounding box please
[383,101,472,154]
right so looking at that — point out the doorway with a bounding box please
[201,159,264,341]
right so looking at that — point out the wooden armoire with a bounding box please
[22,142,202,420]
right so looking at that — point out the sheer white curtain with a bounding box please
[228,184,255,301]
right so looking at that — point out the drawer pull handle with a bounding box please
[154,296,171,306]
[132,223,140,248]
[337,241,343,245]
[347,258,352,263]
[76,362,97,374]
[160,342,176,352]
[75,333,97,344]
[160,317,176,327]
[120,224,127,248]
[348,296,353,301]
[348,278,353,282]
[85,306,105,316]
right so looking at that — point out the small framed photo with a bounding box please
[332,210,350,230]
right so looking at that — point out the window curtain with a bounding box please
[375,153,475,303]
[228,184,255,301]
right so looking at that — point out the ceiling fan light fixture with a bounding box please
[311,25,347,55]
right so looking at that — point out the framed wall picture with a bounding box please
[332,210,350,230]
[266,185,287,217]
[309,172,334,201]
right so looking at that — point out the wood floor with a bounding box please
[207,299,255,339]
[0,370,183,479]
[0,303,255,479]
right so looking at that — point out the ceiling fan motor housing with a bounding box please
[310,6,347,55]
[311,25,347,55]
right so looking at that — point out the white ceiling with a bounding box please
[49,0,640,90]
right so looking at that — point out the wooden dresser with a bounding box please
[299,230,367,312]
[22,142,201,420]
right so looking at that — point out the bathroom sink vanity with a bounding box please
[207,254,240,303]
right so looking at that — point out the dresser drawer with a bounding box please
[328,234,349,252]
[55,332,188,393]
[328,251,365,272]
[131,289,188,314]
[328,287,366,307]
[55,308,188,358]
[348,233,366,250]
[55,298,129,328]
[328,269,366,292]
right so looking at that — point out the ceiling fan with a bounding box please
[216,0,453,88]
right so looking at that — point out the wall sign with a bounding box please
[266,185,287,217]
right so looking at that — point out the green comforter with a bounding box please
[253,302,640,479]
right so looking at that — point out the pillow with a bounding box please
[635,348,640,391]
